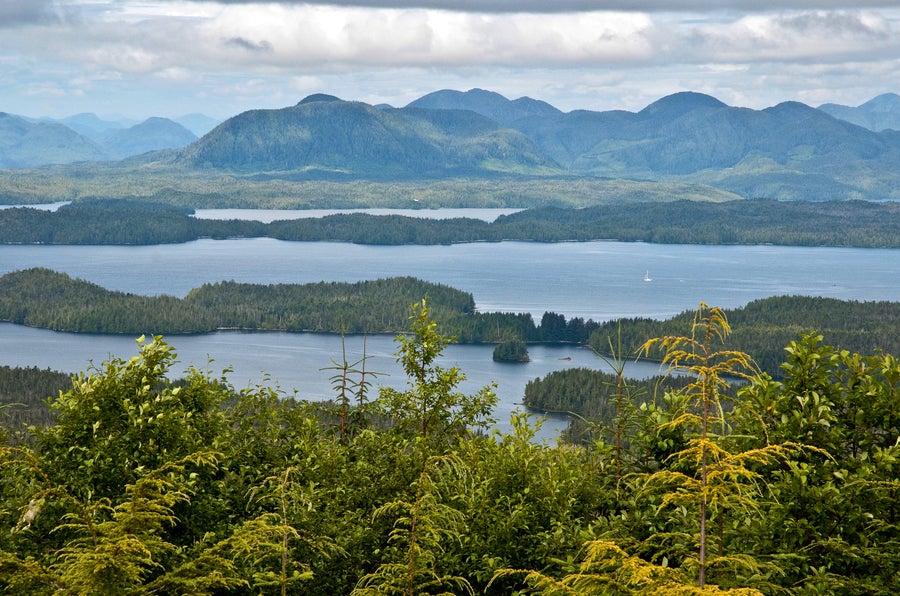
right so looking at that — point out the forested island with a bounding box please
[3,197,900,247]
[4,268,900,381]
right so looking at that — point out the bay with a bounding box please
[0,323,666,438]
[2,229,900,437]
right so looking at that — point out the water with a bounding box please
[0,201,69,211]
[0,323,666,438]
[1,239,897,321]
[192,207,522,223]
[2,219,900,437]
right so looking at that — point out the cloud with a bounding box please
[673,10,898,63]
[0,0,62,27]
[179,0,900,13]
[193,5,656,68]
[224,37,274,53]
[2,0,900,120]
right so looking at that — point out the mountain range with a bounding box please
[3,89,900,201]
[818,93,900,132]
[0,113,201,168]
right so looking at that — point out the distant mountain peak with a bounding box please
[860,92,900,112]
[638,91,727,119]
[298,94,343,105]
[407,88,561,125]
[818,93,900,132]
[764,100,821,118]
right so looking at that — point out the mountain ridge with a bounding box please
[4,89,900,201]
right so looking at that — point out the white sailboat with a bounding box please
[643,270,652,282]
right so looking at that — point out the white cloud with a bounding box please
[175,0,900,13]
[1,0,899,119]
[681,11,898,63]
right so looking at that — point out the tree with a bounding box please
[730,333,900,593]
[492,539,763,595]
[638,304,798,590]
[492,339,529,362]
[377,299,497,440]
[352,455,474,596]
[33,335,230,502]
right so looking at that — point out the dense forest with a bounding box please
[0,268,571,342]
[588,295,900,377]
[0,367,70,432]
[0,170,739,211]
[3,198,900,247]
[0,301,897,594]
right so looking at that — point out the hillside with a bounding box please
[406,87,563,125]
[160,89,900,199]
[509,91,900,200]
[0,114,198,167]
[176,94,559,178]
[819,93,900,132]
[99,117,197,158]
[0,113,110,168]
[5,88,900,201]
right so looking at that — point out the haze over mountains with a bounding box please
[3,89,900,201]
[0,113,201,168]
[817,93,900,133]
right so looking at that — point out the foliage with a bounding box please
[352,455,474,596]
[590,294,900,378]
[0,300,898,594]
[33,335,229,501]
[728,332,900,594]
[492,339,530,362]
[321,333,383,441]
[376,299,498,440]
[492,540,763,595]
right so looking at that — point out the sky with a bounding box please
[2,0,900,122]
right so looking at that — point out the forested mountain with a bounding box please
[0,113,109,168]
[55,112,212,146]
[818,92,900,132]
[507,91,900,200]
[6,89,900,200]
[96,117,197,158]
[0,113,197,167]
[55,112,132,138]
[157,89,900,199]
[406,88,563,125]
[176,94,558,178]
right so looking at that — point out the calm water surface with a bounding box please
[2,238,898,321]
[0,323,667,437]
[3,216,900,436]
[192,207,522,223]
